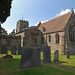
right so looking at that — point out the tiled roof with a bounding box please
[38,11,73,34]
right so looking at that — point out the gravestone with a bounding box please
[11,45,17,55]
[20,47,40,69]
[1,44,7,54]
[0,46,1,54]
[53,50,59,62]
[43,46,51,64]
[18,45,22,55]
[33,49,40,66]
[66,51,70,58]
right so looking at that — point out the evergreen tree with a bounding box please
[0,0,12,38]
[0,0,12,23]
[1,27,8,35]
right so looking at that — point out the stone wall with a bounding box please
[41,11,75,55]
[16,20,29,33]
[64,11,75,55]
[24,27,42,47]
[15,32,24,47]
[16,27,42,48]
[43,31,65,54]
[0,35,21,49]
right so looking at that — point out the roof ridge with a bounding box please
[63,10,74,30]
[41,11,72,25]
[38,10,74,33]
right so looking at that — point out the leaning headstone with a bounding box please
[20,47,40,69]
[1,44,7,54]
[43,46,51,64]
[53,50,59,62]
[18,45,22,55]
[66,51,70,58]
[11,45,17,55]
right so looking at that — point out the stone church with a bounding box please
[15,9,75,55]
[15,20,42,48]
[1,8,75,55]
[38,9,75,54]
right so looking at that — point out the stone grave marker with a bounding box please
[66,51,70,58]
[53,50,59,62]
[43,46,51,64]
[20,47,40,69]
[11,45,17,55]
[1,44,7,54]
[18,45,22,55]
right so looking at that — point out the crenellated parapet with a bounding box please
[16,20,29,33]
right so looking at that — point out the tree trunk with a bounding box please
[0,24,2,39]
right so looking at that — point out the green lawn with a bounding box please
[0,51,75,75]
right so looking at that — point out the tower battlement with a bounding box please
[16,20,29,33]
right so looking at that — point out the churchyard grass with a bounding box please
[0,51,75,75]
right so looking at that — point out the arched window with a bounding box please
[48,35,51,42]
[69,25,75,42]
[69,25,72,41]
[55,33,59,43]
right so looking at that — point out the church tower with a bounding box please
[16,20,29,33]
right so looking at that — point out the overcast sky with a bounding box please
[1,0,75,33]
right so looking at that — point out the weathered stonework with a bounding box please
[53,50,59,62]
[43,46,51,64]
[20,47,40,68]
[43,32,65,54]
[0,35,21,51]
[38,10,75,55]
[16,20,29,33]
[11,45,17,55]
[1,10,75,55]
[1,44,7,54]
[16,27,42,48]
[18,45,22,55]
